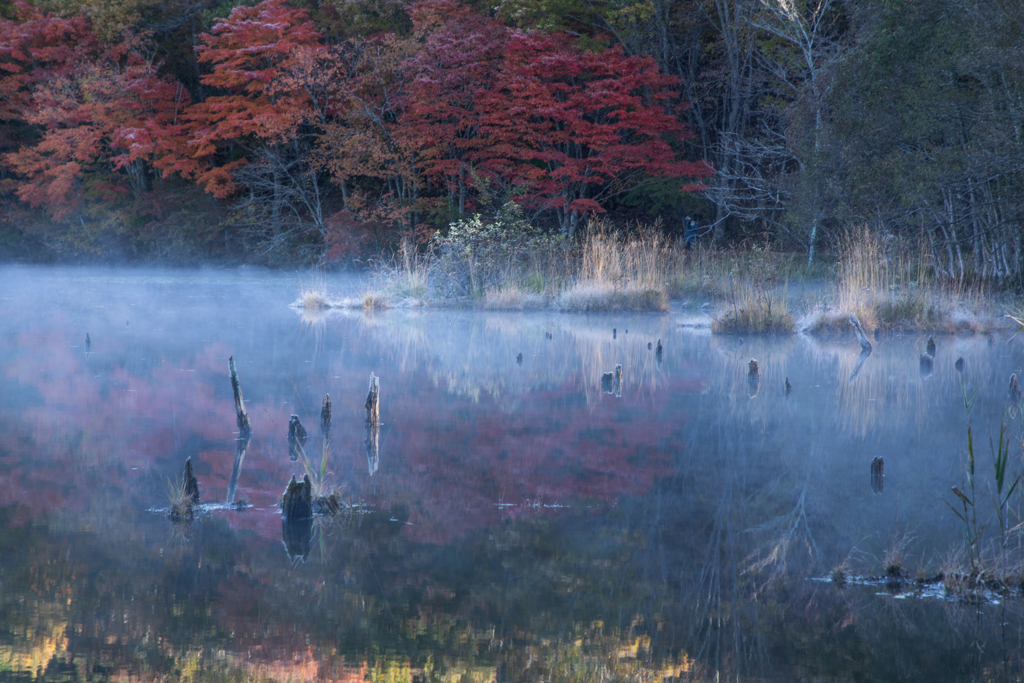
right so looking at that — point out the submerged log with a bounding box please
[183,457,200,503]
[926,335,936,357]
[365,373,380,427]
[229,356,251,438]
[320,393,332,439]
[747,359,760,398]
[871,456,884,494]
[849,315,872,352]
[287,415,308,461]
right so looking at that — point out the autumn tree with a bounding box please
[475,31,711,235]
[1,5,189,227]
[403,0,506,218]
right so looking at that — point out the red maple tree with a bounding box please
[172,0,324,198]
[476,32,712,235]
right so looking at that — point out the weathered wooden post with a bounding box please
[183,457,200,503]
[747,358,760,398]
[320,393,332,439]
[229,356,251,438]
[287,415,307,461]
[871,456,884,494]
[365,373,380,427]
[614,363,622,397]
[226,431,251,506]
[85,333,91,352]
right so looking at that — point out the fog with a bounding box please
[3,265,1024,682]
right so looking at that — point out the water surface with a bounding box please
[2,266,1024,682]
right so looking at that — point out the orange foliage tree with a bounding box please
[1,3,189,223]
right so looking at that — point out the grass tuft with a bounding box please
[167,479,195,521]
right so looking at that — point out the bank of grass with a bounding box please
[803,227,994,335]
[711,278,795,333]
[293,218,1011,330]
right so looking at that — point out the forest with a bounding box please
[0,0,1022,284]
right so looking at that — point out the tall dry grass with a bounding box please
[805,227,987,334]
[555,223,672,311]
[710,240,795,333]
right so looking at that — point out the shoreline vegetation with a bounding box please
[295,213,1020,336]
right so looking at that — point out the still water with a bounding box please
[2,266,1024,682]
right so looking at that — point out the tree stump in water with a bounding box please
[785,377,792,396]
[229,356,251,438]
[516,352,523,366]
[926,335,936,357]
[871,456,884,494]
[183,457,200,503]
[226,430,251,505]
[747,359,760,398]
[655,339,663,364]
[287,415,307,461]
[281,475,313,562]
[614,364,622,397]
[601,371,614,394]
[955,357,964,373]
[320,393,332,439]
[282,474,312,521]
[365,373,380,427]
[85,333,91,352]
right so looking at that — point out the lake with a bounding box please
[2,266,1024,682]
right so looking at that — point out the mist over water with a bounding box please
[3,265,1024,682]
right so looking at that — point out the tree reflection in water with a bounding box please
[1,268,1024,682]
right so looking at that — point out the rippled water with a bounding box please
[2,266,1024,682]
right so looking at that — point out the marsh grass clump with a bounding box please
[167,479,195,522]
[298,267,330,310]
[711,240,795,334]
[831,558,852,585]
[295,438,354,517]
[807,227,990,335]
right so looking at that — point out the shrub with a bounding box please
[430,203,567,298]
